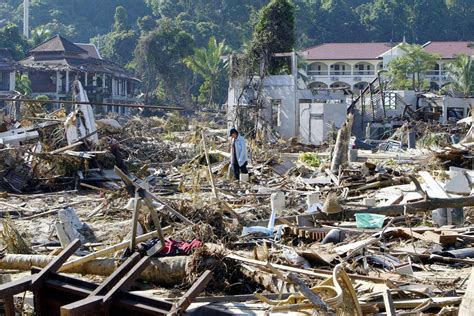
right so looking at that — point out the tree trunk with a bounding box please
[0,254,188,286]
[330,114,353,173]
[208,80,214,109]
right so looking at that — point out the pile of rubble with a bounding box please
[0,88,473,315]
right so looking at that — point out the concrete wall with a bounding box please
[442,97,474,123]
[299,102,347,145]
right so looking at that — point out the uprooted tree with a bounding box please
[231,0,295,138]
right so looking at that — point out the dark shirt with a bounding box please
[232,142,238,165]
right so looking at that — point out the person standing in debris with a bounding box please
[230,128,248,181]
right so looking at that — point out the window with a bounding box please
[271,99,281,127]
[447,107,464,122]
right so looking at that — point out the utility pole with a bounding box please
[23,0,29,38]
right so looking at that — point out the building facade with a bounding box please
[227,53,347,145]
[19,35,140,113]
[300,41,474,92]
[0,48,19,95]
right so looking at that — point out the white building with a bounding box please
[300,41,474,92]
[0,49,18,95]
[227,53,347,145]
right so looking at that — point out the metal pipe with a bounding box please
[0,98,183,111]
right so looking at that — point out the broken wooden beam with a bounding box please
[345,196,474,216]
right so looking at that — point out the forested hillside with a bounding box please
[1,0,473,51]
[0,0,472,106]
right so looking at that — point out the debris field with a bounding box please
[0,94,474,315]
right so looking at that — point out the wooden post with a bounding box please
[129,189,140,251]
[201,130,218,199]
[383,288,396,316]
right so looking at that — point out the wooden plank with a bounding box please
[58,228,171,272]
[383,289,396,316]
[202,131,218,198]
[422,230,458,245]
[345,195,474,216]
[418,171,449,199]
[227,253,388,283]
[325,169,340,186]
[460,267,474,316]
[129,190,140,251]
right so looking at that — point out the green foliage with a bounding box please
[0,23,28,60]
[15,73,32,95]
[114,6,128,32]
[133,20,194,105]
[248,0,295,72]
[417,132,448,149]
[444,54,474,96]
[30,26,52,46]
[299,152,321,167]
[93,30,138,66]
[387,44,440,91]
[137,16,156,33]
[184,36,228,108]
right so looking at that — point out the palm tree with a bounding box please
[31,26,52,46]
[445,54,474,97]
[184,36,228,108]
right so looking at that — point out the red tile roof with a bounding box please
[301,42,397,60]
[422,41,474,59]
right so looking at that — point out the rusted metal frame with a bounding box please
[61,254,152,315]
[90,253,142,297]
[369,82,375,121]
[31,268,173,315]
[378,74,386,118]
[31,239,81,290]
[171,270,213,315]
[32,239,82,315]
[60,296,103,316]
[102,255,151,302]
[0,240,80,316]
[0,97,183,111]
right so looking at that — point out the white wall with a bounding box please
[442,97,474,123]
[299,102,347,145]
[9,72,15,91]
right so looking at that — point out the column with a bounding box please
[9,72,15,91]
[84,72,88,87]
[56,71,61,94]
[66,70,70,92]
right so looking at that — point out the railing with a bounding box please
[307,70,328,76]
[330,71,351,76]
[426,70,440,76]
[354,71,375,76]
